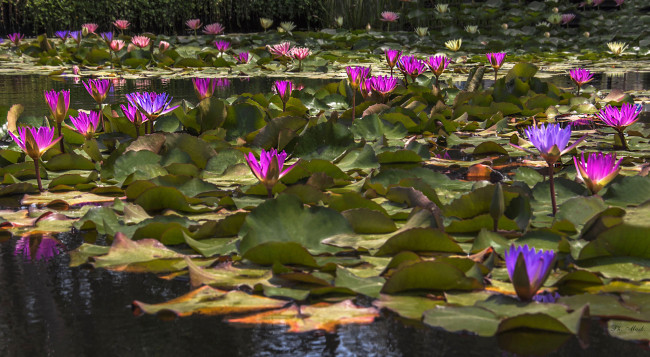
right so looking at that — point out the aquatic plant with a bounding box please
[486,52,506,82]
[14,235,62,261]
[246,148,298,197]
[346,66,372,120]
[385,49,402,76]
[186,19,202,37]
[192,78,217,101]
[465,25,479,34]
[69,31,82,46]
[9,126,61,191]
[596,103,642,151]
[260,18,274,32]
[235,51,250,64]
[289,47,311,70]
[436,4,449,13]
[280,22,296,34]
[445,38,462,52]
[113,19,130,34]
[110,39,125,53]
[505,244,556,301]
[512,123,586,215]
[380,11,399,31]
[607,41,628,56]
[414,27,428,37]
[69,111,101,140]
[204,23,225,36]
[55,31,69,42]
[335,16,344,28]
[131,36,151,49]
[158,41,170,53]
[397,55,426,84]
[100,32,113,45]
[424,55,451,90]
[120,104,148,138]
[7,33,24,46]
[44,89,70,153]
[561,14,576,26]
[573,152,623,195]
[273,80,293,112]
[214,40,231,56]
[367,75,399,102]
[267,42,292,59]
[82,23,98,34]
[125,92,178,133]
[569,68,593,95]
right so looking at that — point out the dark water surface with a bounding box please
[0,232,647,357]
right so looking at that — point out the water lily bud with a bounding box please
[544,32,551,38]
[552,7,559,13]
[502,23,508,30]
[366,23,372,31]
[127,43,136,53]
[490,183,505,232]
[583,32,590,38]
[82,27,89,36]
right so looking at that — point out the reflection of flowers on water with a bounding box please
[14,235,63,261]
[215,78,231,91]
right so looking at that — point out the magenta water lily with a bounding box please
[192,78,217,101]
[235,51,250,64]
[569,68,593,95]
[505,244,556,301]
[83,79,112,105]
[573,152,622,195]
[9,126,62,191]
[214,40,231,55]
[267,42,291,58]
[246,148,299,197]
[15,235,62,261]
[385,49,402,76]
[367,75,399,102]
[596,103,642,150]
[69,111,101,140]
[346,66,372,120]
[424,55,451,89]
[120,104,148,138]
[397,55,426,84]
[511,123,586,215]
[8,32,24,46]
[486,52,506,82]
[273,80,293,112]
[44,89,70,152]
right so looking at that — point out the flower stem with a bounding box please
[549,164,557,216]
[34,159,43,192]
[57,122,64,153]
[134,123,140,138]
[351,89,356,121]
[494,69,498,84]
[282,101,286,112]
[434,75,440,90]
[617,130,629,151]
[266,186,273,198]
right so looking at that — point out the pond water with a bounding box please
[0,232,647,356]
[0,71,648,117]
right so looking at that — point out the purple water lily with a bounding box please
[125,92,178,135]
[367,75,399,102]
[214,40,231,55]
[9,126,62,191]
[532,291,561,303]
[505,244,556,301]
[83,79,111,105]
[273,80,293,112]
[69,31,82,45]
[235,51,250,64]
[385,49,402,76]
[596,103,642,150]
[573,152,623,195]
[486,52,507,82]
[120,104,148,138]
[424,55,451,89]
[69,111,101,140]
[7,32,24,46]
[100,32,113,44]
[511,123,586,215]
[55,31,69,42]
[246,148,299,197]
[192,78,217,101]
[44,89,70,152]
[569,68,594,95]
[397,55,426,83]
[346,66,372,120]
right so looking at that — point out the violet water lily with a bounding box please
[573,152,623,195]
[424,55,451,89]
[44,89,70,153]
[125,92,179,134]
[55,31,69,42]
[100,32,113,45]
[511,123,586,215]
[346,66,372,120]
[69,111,101,139]
[569,68,593,95]
[192,78,217,101]
[246,148,299,197]
[385,49,402,76]
[9,126,62,191]
[596,103,642,150]
[70,31,82,46]
[273,80,293,112]
[486,52,506,82]
[505,244,556,301]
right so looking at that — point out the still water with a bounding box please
[0,73,648,356]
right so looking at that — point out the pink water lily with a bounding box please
[82,23,99,34]
[561,13,576,26]
[69,111,101,139]
[380,11,399,22]
[158,41,170,53]
[131,36,151,49]
[267,42,291,58]
[110,39,125,52]
[113,19,130,31]
[203,23,225,35]
[273,80,293,112]
[246,148,299,197]
[186,19,202,30]
[9,126,62,191]
[574,152,623,194]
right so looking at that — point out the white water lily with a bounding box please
[280,21,296,34]
[414,27,428,37]
[607,41,628,56]
[465,25,478,34]
[436,4,449,13]
[260,18,273,31]
[445,38,462,52]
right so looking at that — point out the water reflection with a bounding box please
[14,234,63,261]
